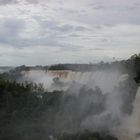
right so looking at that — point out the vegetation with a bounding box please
[48,64,69,71]
[0,78,63,140]
[131,54,140,83]
[0,54,139,140]
[0,77,118,140]
[57,131,118,140]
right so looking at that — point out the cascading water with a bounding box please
[21,70,128,93]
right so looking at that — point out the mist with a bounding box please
[17,66,139,140]
[20,69,129,93]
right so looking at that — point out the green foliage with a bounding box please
[0,78,118,140]
[0,78,64,140]
[131,54,140,83]
[49,64,68,70]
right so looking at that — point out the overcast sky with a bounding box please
[0,0,140,66]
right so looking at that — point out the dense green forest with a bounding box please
[0,54,139,140]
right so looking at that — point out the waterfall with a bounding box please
[20,69,139,140]
[21,70,128,93]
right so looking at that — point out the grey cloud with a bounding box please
[31,0,140,25]
[0,18,67,48]
[25,0,53,4]
[0,0,139,66]
[69,33,81,38]
[88,48,105,51]
[54,24,88,32]
[0,0,18,5]
[88,3,106,10]
[0,19,25,45]
[3,19,25,34]
[0,34,59,48]
[0,18,65,48]
[37,19,88,34]
[55,7,80,14]
[25,0,40,4]
[124,5,140,11]
[55,24,75,32]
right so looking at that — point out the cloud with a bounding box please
[0,0,18,5]
[0,0,139,65]
[38,20,88,34]
[0,17,140,66]
[0,18,25,46]
[25,0,40,4]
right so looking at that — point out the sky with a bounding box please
[0,0,140,66]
